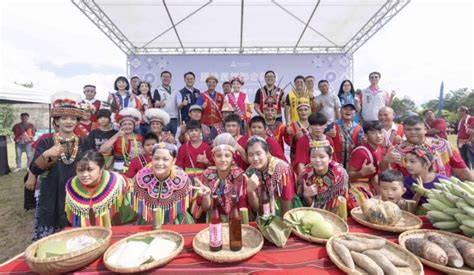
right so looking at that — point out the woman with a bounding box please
[298,140,349,213]
[133,142,193,224]
[100,107,143,174]
[137,80,154,136]
[144,108,176,144]
[193,133,246,222]
[245,136,294,217]
[107,76,141,117]
[30,92,92,241]
[337,80,361,123]
[65,150,135,227]
[225,76,252,135]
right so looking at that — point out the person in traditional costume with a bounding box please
[88,109,117,170]
[100,107,143,174]
[254,70,285,122]
[284,75,313,124]
[262,98,286,151]
[248,116,287,162]
[65,150,136,227]
[298,140,348,213]
[347,121,384,209]
[136,80,154,137]
[144,108,176,144]
[177,105,217,145]
[133,142,194,224]
[74,103,93,138]
[245,136,294,217]
[284,97,311,169]
[196,75,224,129]
[331,103,364,169]
[107,76,141,121]
[30,91,92,241]
[125,133,159,179]
[215,99,235,135]
[386,115,473,181]
[223,114,248,170]
[378,107,404,155]
[225,76,252,135]
[80,84,101,122]
[192,133,247,222]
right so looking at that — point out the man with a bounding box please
[178,72,201,123]
[152,71,179,136]
[249,116,287,162]
[12,113,36,172]
[284,97,311,166]
[332,103,363,169]
[196,75,224,128]
[285,75,313,124]
[457,106,474,169]
[80,84,101,122]
[389,115,473,181]
[253,70,284,121]
[314,79,341,124]
[378,107,404,154]
[305,75,318,100]
[262,100,286,150]
[423,109,448,140]
[222,81,232,96]
[360,72,395,122]
[215,99,234,135]
[178,105,217,145]
[130,75,140,95]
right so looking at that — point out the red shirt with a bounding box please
[12,122,35,144]
[234,135,249,170]
[348,143,383,182]
[74,122,92,138]
[425,118,448,140]
[265,136,287,162]
[176,141,212,170]
[294,135,334,167]
[125,154,152,179]
[458,116,474,140]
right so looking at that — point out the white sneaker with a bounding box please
[14,168,21,172]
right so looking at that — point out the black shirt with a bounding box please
[89,128,118,151]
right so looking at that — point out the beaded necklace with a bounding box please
[53,132,79,165]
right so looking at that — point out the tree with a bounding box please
[0,104,18,136]
[421,88,474,114]
[391,96,417,120]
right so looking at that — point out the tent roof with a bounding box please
[0,83,51,104]
[72,0,410,55]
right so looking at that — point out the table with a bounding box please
[0,217,442,274]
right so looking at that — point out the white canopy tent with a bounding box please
[0,83,51,104]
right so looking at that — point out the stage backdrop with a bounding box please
[128,54,352,101]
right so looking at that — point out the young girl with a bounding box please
[65,150,135,227]
[402,146,449,207]
[133,142,194,224]
[193,133,246,222]
[298,140,349,213]
[245,136,294,217]
[225,76,252,135]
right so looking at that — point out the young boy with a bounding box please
[249,116,287,162]
[224,114,248,169]
[176,120,212,178]
[375,170,407,210]
[125,133,159,178]
[88,109,118,170]
[262,101,286,151]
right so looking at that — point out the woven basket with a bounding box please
[103,229,184,273]
[399,229,474,275]
[25,227,111,273]
[327,232,424,275]
[351,207,423,233]
[283,207,349,244]
[192,224,263,263]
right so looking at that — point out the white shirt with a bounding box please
[155,85,179,118]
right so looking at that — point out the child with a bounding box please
[125,133,159,179]
[375,170,407,210]
[224,114,248,170]
[249,116,287,162]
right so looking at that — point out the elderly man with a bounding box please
[386,115,473,181]
[423,109,448,140]
[378,107,404,154]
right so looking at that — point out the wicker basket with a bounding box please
[399,229,474,275]
[25,226,112,273]
[192,224,263,263]
[351,207,423,233]
[103,229,184,273]
[327,232,424,275]
[283,207,349,244]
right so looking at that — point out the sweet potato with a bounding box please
[454,239,474,268]
[350,251,383,275]
[380,248,409,267]
[332,240,355,269]
[405,238,448,266]
[337,237,385,252]
[363,250,398,275]
[425,233,464,268]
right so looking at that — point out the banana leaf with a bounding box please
[256,215,292,248]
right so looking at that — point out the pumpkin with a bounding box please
[361,198,402,226]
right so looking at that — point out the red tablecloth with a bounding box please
[0,217,442,274]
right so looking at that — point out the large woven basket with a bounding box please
[103,229,184,273]
[192,224,263,263]
[327,232,423,275]
[351,207,423,233]
[283,207,349,244]
[25,226,112,273]
[399,229,474,275]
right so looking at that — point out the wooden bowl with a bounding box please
[327,232,424,275]
[192,224,263,263]
[351,207,423,233]
[399,229,474,275]
[25,226,111,273]
[283,207,349,244]
[103,229,184,273]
